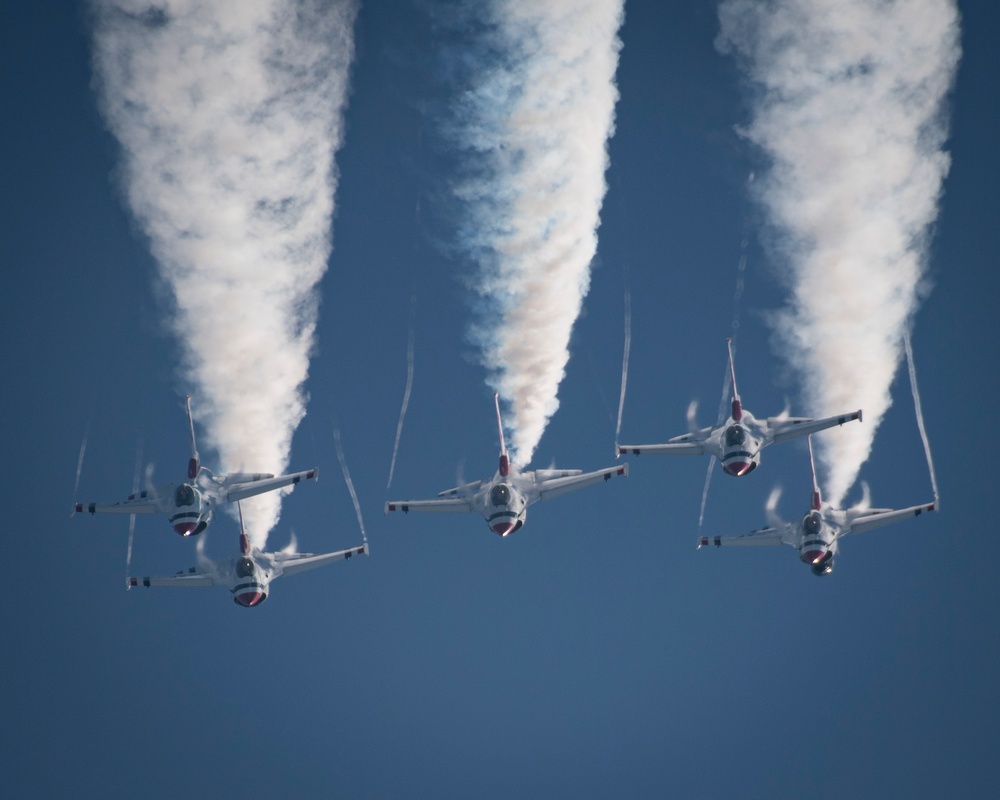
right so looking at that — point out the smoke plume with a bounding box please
[448,0,625,465]
[90,0,357,546]
[717,0,960,505]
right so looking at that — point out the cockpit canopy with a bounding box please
[174,484,197,507]
[490,483,511,507]
[802,510,822,537]
[724,425,746,447]
[236,558,256,579]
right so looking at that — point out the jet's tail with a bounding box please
[807,435,823,511]
[185,394,200,480]
[726,338,742,421]
[237,501,251,555]
[494,392,510,476]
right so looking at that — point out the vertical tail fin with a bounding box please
[494,392,510,476]
[237,501,251,555]
[185,395,200,480]
[726,338,742,421]
[807,435,822,510]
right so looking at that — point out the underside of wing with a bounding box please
[698,524,796,549]
[223,468,318,503]
[129,567,214,589]
[537,464,627,502]
[385,497,474,514]
[272,543,368,577]
[617,441,705,457]
[846,502,935,537]
[769,410,862,445]
[74,487,165,516]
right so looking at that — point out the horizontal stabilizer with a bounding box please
[438,480,483,498]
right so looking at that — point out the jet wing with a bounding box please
[223,468,318,503]
[385,497,475,514]
[128,567,215,589]
[698,524,796,549]
[74,487,165,516]
[768,410,862,445]
[617,441,705,456]
[272,543,368,577]
[846,502,935,537]
[618,424,714,457]
[536,464,627,502]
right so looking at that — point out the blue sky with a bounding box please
[3,1,998,798]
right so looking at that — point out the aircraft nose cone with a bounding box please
[801,550,826,565]
[724,461,750,477]
[491,522,516,537]
[173,522,198,536]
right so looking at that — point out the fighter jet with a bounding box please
[385,393,627,536]
[74,395,317,536]
[697,436,935,575]
[127,502,367,606]
[618,339,861,476]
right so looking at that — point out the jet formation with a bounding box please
[82,335,936,602]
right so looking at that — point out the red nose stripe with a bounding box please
[491,522,515,536]
[724,462,750,476]
[173,522,198,535]
[801,550,826,565]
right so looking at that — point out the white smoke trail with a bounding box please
[387,297,417,491]
[614,285,631,447]
[89,0,357,548]
[451,0,625,465]
[717,0,961,506]
[334,425,367,547]
[903,328,940,508]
